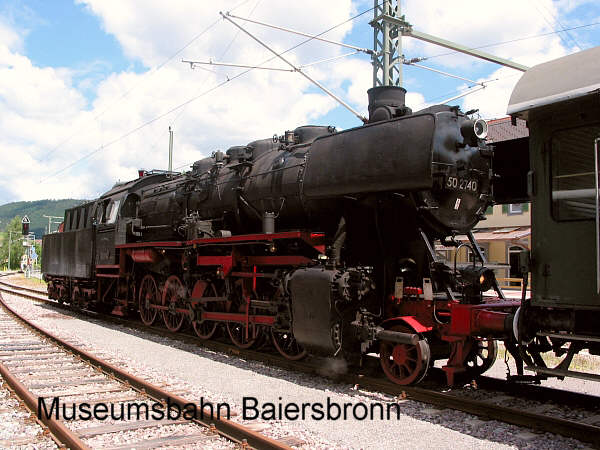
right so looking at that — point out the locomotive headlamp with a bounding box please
[460,119,488,145]
[473,119,488,139]
[460,266,496,294]
[478,268,495,292]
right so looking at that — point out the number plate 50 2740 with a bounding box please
[445,176,478,192]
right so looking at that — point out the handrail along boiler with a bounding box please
[42,86,518,385]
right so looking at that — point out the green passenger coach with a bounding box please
[507,46,600,381]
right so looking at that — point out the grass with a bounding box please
[9,273,47,289]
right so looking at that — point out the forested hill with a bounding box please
[0,199,86,236]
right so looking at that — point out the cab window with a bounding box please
[105,199,121,224]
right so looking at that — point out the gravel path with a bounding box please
[1,292,593,449]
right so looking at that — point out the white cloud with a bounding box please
[328,57,372,110]
[0,2,359,203]
[0,18,22,52]
[406,91,428,112]
[459,68,523,119]
[0,0,596,206]
[395,0,600,118]
[76,0,355,68]
[401,0,581,67]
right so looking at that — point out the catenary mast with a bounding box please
[371,0,402,87]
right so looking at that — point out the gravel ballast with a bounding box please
[1,292,594,449]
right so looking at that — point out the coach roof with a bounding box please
[507,46,600,119]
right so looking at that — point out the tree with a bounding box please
[0,216,28,270]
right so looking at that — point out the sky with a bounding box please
[1,0,599,205]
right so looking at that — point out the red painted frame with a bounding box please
[196,255,234,276]
[202,311,275,325]
[116,242,184,248]
[245,255,312,265]
[448,301,520,336]
[116,230,325,252]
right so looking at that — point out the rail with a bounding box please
[1,279,600,446]
[0,290,292,450]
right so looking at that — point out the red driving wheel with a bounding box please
[380,324,431,385]
[161,275,186,332]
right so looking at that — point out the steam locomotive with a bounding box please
[43,86,519,385]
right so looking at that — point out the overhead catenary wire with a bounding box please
[422,21,600,61]
[220,11,368,123]
[42,3,380,182]
[40,0,256,164]
[532,0,582,51]
[439,85,486,104]
[299,50,361,68]
[90,0,267,179]
[172,7,381,173]
[160,0,265,157]
[225,12,374,55]
[40,18,221,163]
[40,76,243,183]
[183,60,294,72]
[403,60,486,86]
[184,49,362,73]
[413,72,521,110]
[30,4,600,184]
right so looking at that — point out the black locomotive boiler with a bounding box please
[43,86,518,385]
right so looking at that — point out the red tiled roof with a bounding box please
[457,226,530,242]
[486,117,529,142]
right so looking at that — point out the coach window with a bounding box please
[551,124,600,221]
[508,203,522,214]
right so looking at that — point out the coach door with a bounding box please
[533,122,600,308]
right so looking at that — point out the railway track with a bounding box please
[1,277,600,447]
[0,286,293,450]
[0,376,58,448]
